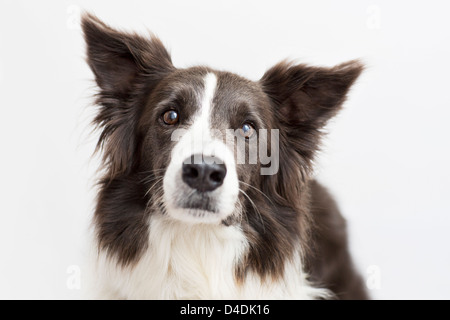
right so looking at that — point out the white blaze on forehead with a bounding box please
[202,72,218,121]
[191,72,217,141]
[186,72,221,162]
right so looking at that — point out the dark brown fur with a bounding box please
[306,181,369,299]
[82,13,367,299]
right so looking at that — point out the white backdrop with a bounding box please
[1,0,449,299]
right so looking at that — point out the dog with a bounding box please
[82,13,368,299]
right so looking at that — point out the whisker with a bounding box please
[139,168,167,174]
[239,180,275,207]
[144,177,164,198]
[237,197,248,226]
[146,184,165,211]
[239,188,265,233]
[139,169,166,183]
[140,174,164,185]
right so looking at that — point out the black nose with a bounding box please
[182,155,227,192]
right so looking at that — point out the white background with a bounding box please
[1,0,449,299]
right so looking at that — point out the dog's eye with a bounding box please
[239,122,255,139]
[162,110,179,125]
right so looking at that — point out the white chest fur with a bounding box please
[90,215,326,299]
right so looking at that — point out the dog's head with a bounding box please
[83,14,362,227]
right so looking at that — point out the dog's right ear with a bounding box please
[82,13,174,177]
[81,13,173,99]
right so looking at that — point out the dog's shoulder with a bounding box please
[306,179,369,300]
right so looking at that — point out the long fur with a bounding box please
[82,13,368,300]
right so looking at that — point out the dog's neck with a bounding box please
[146,215,247,299]
[93,213,328,299]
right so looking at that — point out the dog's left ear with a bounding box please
[259,60,363,199]
[260,60,363,129]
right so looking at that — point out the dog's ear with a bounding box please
[82,13,174,177]
[82,13,173,98]
[259,60,363,201]
[260,60,363,129]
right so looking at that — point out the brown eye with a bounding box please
[162,110,179,125]
[239,122,255,139]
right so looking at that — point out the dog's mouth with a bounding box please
[179,192,219,213]
[162,170,238,224]
[162,153,239,224]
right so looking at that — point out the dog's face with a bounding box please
[83,14,362,226]
[138,69,273,224]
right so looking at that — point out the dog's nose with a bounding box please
[182,155,227,192]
